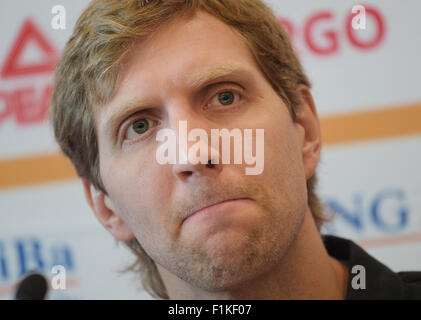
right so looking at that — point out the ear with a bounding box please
[82,179,135,242]
[294,85,322,180]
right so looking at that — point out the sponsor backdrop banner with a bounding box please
[0,0,420,299]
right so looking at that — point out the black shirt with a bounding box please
[322,235,421,299]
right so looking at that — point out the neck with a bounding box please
[159,208,349,299]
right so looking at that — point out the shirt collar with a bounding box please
[322,235,405,299]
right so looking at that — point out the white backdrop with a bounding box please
[1,0,420,299]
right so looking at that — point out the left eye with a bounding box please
[208,90,239,107]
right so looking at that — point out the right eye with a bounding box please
[132,118,150,135]
[124,118,158,142]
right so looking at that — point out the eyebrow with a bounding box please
[187,63,246,89]
[102,63,251,135]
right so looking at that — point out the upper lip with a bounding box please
[183,197,250,222]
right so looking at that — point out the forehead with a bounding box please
[97,10,264,125]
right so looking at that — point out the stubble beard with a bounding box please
[157,179,307,293]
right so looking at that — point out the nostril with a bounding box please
[206,159,214,168]
[173,158,221,180]
[181,170,194,178]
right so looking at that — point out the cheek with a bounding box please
[259,113,307,200]
[100,150,174,229]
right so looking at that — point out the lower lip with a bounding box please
[184,198,251,224]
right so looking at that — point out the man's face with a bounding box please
[95,10,309,290]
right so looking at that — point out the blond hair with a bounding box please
[50,0,328,299]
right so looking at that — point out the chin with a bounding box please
[187,241,277,292]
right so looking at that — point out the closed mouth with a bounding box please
[183,197,251,222]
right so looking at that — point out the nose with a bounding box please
[173,158,222,180]
[172,133,223,181]
[169,109,223,181]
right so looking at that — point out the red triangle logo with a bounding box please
[1,18,59,78]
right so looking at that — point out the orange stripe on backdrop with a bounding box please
[358,232,421,249]
[321,102,421,145]
[0,153,77,190]
[0,102,421,190]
